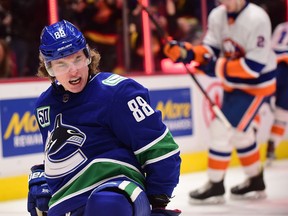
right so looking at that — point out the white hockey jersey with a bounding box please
[193,3,277,96]
[271,22,288,63]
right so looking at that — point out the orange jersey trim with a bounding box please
[271,125,286,136]
[237,96,264,131]
[238,150,260,166]
[277,55,288,64]
[226,59,256,79]
[208,158,230,170]
[222,81,276,96]
[253,114,261,125]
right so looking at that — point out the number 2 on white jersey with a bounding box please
[128,96,154,122]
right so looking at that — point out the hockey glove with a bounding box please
[196,54,217,77]
[28,164,51,216]
[163,40,195,64]
[149,194,182,216]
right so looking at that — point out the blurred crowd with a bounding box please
[0,0,286,79]
[0,0,47,78]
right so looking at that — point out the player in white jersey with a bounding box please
[164,0,276,203]
[265,22,288,164]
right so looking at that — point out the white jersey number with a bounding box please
[54,29,66,39]
[128,96,154,122]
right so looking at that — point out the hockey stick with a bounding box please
[137,0,232,129]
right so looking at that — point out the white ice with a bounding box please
[1,159,287,216]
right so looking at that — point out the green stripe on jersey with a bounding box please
[49,159,145,207]
[119,180,142,202]
[135,130,179,166]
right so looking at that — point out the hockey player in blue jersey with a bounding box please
[27,20,181,216]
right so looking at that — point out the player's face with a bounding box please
[218,0,243,13]
[51,50,90,93]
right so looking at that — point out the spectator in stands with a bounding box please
[174,16,202,45]
[0,3,12,40]
[9,0,47,77]
[129,0,173,71]
[73,0,123,72]
[59,0,87,28]
[0,39,17,78]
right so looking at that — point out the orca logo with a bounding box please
[45,114,87,178]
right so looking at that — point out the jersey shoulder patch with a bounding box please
[36,106,50,128]
[102,74,127,86]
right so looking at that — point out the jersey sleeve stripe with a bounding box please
[134,128,169,155]
[141,148,180,168]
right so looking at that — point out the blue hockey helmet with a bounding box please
[39,20,87,63]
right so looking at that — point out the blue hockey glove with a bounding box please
[149,194,181,216]
[27,164,51,216]
[163,40,195,63]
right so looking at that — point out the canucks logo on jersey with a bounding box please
[102,74,127,86]
[45,114,87,178]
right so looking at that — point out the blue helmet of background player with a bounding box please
[39,20,91,76]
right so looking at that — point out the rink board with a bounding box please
[0,141,287,201]
[0,75,287,201]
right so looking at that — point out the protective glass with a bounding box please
[45,52,91,77]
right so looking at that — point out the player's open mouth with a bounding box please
[69,78,81,85]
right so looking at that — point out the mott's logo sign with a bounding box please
[4,111,41,146]
[156,100,191,119]
[150,88,193,136]
[1,98,43,157]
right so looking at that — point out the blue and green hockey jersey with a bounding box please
[35,72,181,215]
